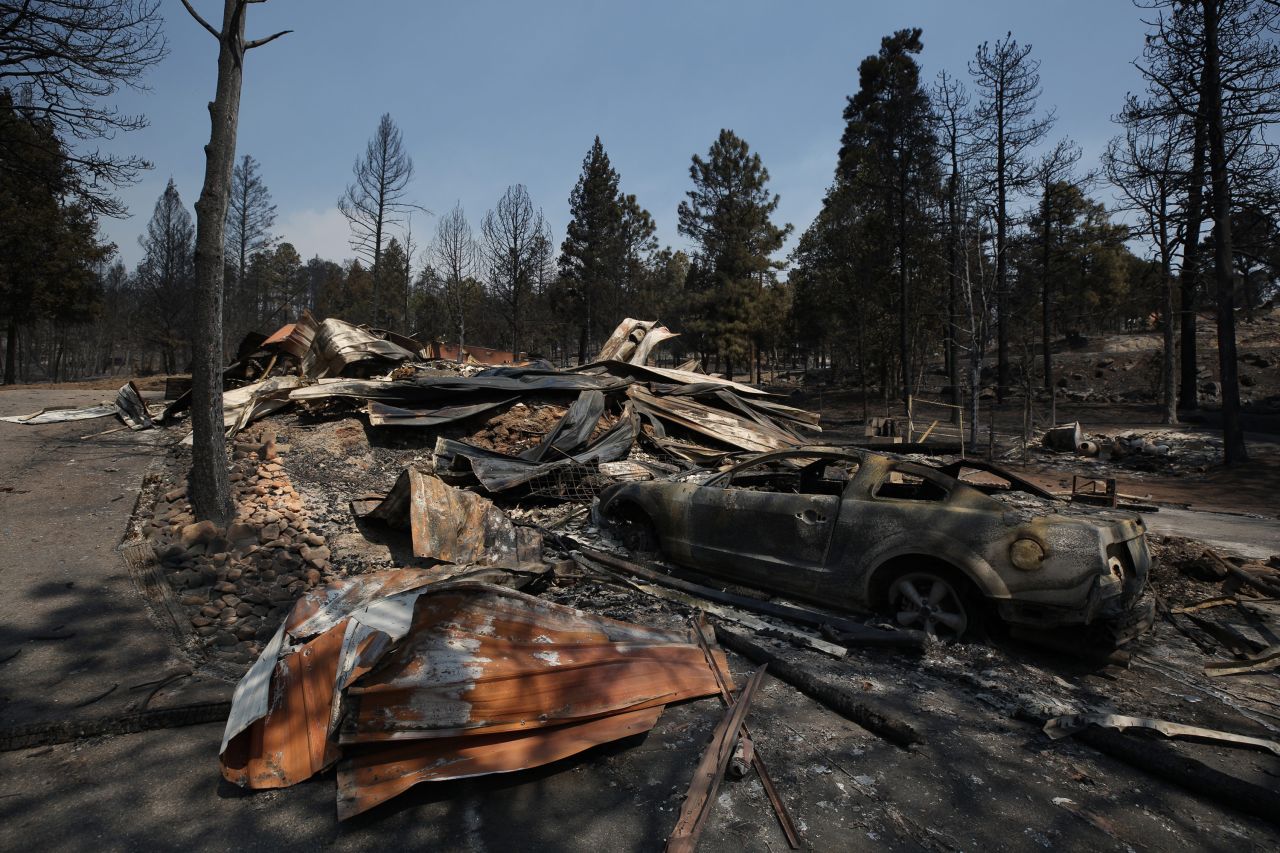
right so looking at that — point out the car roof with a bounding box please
[709,445,888,481]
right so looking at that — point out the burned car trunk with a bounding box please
[597,447,1154,644]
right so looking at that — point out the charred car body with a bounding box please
[598,447,1154,643]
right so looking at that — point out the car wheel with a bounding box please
[889,572,972,642]
[612,509,658,555]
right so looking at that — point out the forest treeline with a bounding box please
[2,1,1277,460]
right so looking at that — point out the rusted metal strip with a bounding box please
[666,666,767,853]
[691,618,801,849]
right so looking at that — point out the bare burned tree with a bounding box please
[1132,2,1208,411]
[1030,138,1084,395]
[482,184,544,355]
[181,0,290,525]
[933,70,970,422]
[968,32,1055,403]
[400,213,419,332]
[1133,0,1280,464]
[338,113,417,327]
[1199,0,1272,466]
[432,202,478,361]
[225,153,275,347]
[1105,111,1183,426]
[0,0,167,215]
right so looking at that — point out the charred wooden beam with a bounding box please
[713,624,923,749]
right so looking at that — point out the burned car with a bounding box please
[597,447,1154,643]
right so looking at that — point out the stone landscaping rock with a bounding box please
[179,520,216,547]
[148,430,334,671]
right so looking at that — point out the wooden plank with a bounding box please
[666,666,767,853]
[715,624,923,748]
[691,619,801,849]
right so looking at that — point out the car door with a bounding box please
[818,459,958,603]
[684,460,840,598]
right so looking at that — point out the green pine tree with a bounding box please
[677,129,790,380]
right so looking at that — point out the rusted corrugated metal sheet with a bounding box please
[219,618,353,788]
[219,580,728,819]
[425,341,523,365]
[261,322,296,349]
[353,469,530,565]
[336,707,662,820]
[286,568,441,638]
[340,585,726,743]
[628,386,800,453]
[301,317,415,380]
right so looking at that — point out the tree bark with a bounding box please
[188,0,248,525]
[1201,0,1246,465]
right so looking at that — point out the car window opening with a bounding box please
[726,459,858,496]
[876,471,948,501]
[799,461,858,496]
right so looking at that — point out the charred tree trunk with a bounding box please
[3,317,16,385]
[1159,198,1178,427]
[183,0,290,524]
[995,121,1009,404]
[1041,192,1053,391]
[946,169,961,423]
[898,179,911,409]
[1179,112,1207,412]
[1201,0,1246,465]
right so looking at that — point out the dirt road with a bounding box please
[1144,507,1280,561]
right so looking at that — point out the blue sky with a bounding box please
[99,1,1152,269]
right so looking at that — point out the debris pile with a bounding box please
[218,572,730,820]
[0,380,162,429]
[1034,423,1224,477]
[149,315,818,508]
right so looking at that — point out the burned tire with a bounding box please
[607,506,659,555]
[885,569,981,643]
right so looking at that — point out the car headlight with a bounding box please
[1010,538,1046,571]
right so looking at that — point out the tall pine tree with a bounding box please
[561,138,619,361]
[677,129,790,380]
[837,28,939,405]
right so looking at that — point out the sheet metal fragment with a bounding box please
[353,469,532,565]
[342,583,727,743]
[0,403,118,424]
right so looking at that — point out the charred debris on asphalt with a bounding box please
[10,313,1279,840]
